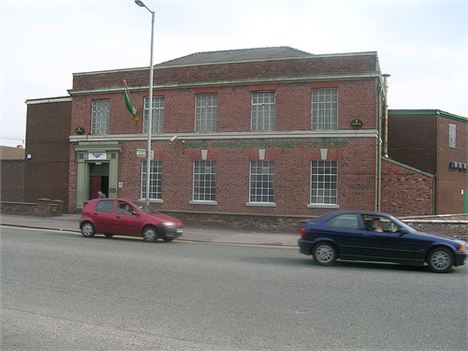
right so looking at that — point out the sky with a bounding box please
[1,0,467,147]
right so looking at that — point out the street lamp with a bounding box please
[135,0,155,206]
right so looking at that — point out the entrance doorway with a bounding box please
[89,163,109,200]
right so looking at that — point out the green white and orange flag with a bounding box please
[123,79,140,122]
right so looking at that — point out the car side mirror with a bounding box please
[398,228,409,236]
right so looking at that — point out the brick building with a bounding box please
[20,47,456,227]
[0,146,25,202]
[24,97,72,210]
[388,109,468,214]
[66,47,390,225]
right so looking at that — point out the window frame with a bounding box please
[191,160,217,204]
[143,96,164,134]
[247,160,275,206]
[91,99,110,135]
[140,160,163,202]
[311,88,338,130]
[449,123,456,148]
[308,160,338,209]
[251,91,276,132]
[195,94,218,133]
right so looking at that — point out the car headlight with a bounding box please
[163,221,175,227]
[456,245,465,252]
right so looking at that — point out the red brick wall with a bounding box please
[381,158,433,216]
[25,100,71,210]
[435,117,468,214]
[72,54,378,91]
[88,137,376,216]
[70,79,378,136]
[0,161,25,201]
[68,55,380,216]
[388,115,436,174]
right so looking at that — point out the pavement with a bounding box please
[0,213,299,248]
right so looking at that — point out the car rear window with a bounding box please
[96,200,114,213]
[325,214,360,229]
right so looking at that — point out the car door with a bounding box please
[320,213,370,258]
[112,201,142,236]
[92,199,116,233]
[358,215,424,263]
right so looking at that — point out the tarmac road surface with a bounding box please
[1,227,467,351]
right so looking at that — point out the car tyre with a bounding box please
[313,242,337,266]
[427,247,454,273]
[142,226,158,242]
[80,222,96,238]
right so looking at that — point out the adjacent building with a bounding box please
[388,109,468,214]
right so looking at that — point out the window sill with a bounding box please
[190,200,218,206]
[245,202,277,208]
[138,198,164,204]
[307,203,339,209]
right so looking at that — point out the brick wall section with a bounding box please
[25,100,71,211]
[435,117,468,214]
[388,115,436,173]
[70,79,378,136]
[0,161,25,201]
[72,54,378,91]
[81,137,376,216]
[381,158,433,216]
[402,221,468,241]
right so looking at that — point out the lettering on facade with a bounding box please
[184,138,348,149]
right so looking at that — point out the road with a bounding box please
[1,227,467,351]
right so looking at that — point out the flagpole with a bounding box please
[135,0,155,206]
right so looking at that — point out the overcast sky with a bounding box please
[1,0,467,147]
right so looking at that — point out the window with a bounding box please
[143,96,164,134]
[312,89,338,130]
[140,160,162,200]
[96,200,113,213]
[362,215,398,233]
[251,92,275,131]
[249,160,274,203]
[91,100,110,135]
[195,94,217,132]
[117,201,135,215]
[193,161,216,201]
[449,124,456,148]
[310,161,337,205]
[326,214,359,229]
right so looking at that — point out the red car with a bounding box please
[80,198,183,242]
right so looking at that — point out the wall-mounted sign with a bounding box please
[351,119,363,129]
[75,127,85,135]
[136,149,154,159]
[88,152,107,161]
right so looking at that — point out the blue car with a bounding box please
[298,211,466,273]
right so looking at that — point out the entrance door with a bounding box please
[89,163,109,200]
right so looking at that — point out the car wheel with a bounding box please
[163,237,174,242]
[80,222,95,238]
[427,247,454,273]
[104,233,114,238]
[142,227,158,242]
[313,242,337,266]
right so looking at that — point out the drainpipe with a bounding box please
[376,81,382,212]
[382,74,390,157]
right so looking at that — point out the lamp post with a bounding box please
[135,0,155,206]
